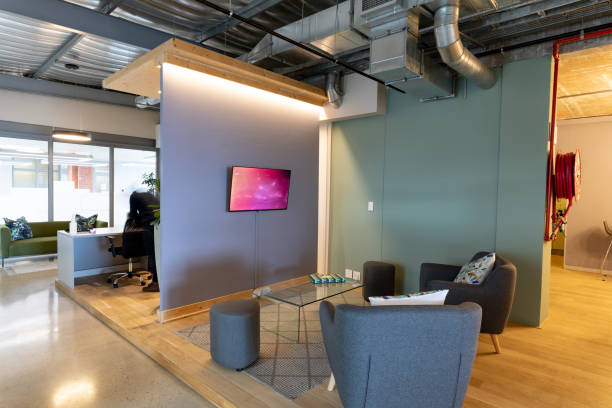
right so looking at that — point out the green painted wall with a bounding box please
[496,58,553,325]
[329,115,386,275]
[329,57,552,326]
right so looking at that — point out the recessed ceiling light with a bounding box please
[52,131,92,142]
[64,63,80,70]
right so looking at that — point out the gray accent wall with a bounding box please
[159,64,320,311]
[329,57,552,326]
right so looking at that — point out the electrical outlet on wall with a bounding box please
[345,269,353,279]
[353,270,361,281]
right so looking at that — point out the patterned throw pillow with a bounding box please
[454,253,496,285]
[75,214,98,232]
[3,217,33,241]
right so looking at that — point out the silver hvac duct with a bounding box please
[135,95,160,109]
[432,0,496,89]
[326,71,344,108]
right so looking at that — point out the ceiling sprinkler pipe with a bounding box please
[433,1,497,89]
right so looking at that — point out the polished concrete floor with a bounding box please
[0,261,213,408]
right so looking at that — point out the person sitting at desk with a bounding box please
[129,191,160,292]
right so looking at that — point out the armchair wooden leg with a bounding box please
[327,373,336,391]
[491,334,501,354]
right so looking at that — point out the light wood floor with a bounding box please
[57,256,612,408]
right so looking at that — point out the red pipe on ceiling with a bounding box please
[544,27,612,241]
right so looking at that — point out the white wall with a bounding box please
[0,89,159,139]
[558,116,612,272]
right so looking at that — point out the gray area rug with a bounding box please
[176,289,365,400]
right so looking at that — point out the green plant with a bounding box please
[151,205,160,226]
[142,172,160,194]
[143,172,161,225]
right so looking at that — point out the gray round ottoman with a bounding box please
[210,299,260,371]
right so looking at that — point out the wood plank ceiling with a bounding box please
[557,43,612,120]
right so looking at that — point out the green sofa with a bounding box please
[0,220,108,267]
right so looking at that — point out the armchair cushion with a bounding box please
[9,236,57,257]
[419,263,461,291]
[29,222,68,237]
[454,252,495,285]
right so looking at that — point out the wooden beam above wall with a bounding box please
[103,38,328,107]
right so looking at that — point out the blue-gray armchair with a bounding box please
[320,301,482,408]
[420,252,517,353]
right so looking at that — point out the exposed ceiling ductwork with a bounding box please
[326,71,344,107]
[243,1,368,64]
[432,0,497,88]
[245,0,498,98]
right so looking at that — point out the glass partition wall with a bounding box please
[0,135,156,227]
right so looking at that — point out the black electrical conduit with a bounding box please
[196,0,406,94]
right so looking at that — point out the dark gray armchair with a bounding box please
[420,252,517,353]
[320,301,482,408]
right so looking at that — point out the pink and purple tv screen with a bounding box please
[229,166,291,212]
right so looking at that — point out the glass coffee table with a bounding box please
[262,278,364,343]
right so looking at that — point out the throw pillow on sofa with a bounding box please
[3,216,33,241]
[75,214,98,232]
[454,252,496,285]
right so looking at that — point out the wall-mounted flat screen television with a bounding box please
[228,166,291,212]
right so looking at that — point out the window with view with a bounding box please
[0,137,49,221]
[53,142,110,223]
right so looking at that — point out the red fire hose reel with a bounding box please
[550,150,581,240]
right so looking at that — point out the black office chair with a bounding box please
[107,219,150,288]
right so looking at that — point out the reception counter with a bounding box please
[57,228,142,289]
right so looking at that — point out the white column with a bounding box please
[317,123,332,275]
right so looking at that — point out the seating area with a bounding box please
[0,220,107,267]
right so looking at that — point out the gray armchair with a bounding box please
[320,301,482,408]
[420,252,517,353]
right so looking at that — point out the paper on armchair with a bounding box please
[369,290,449,306]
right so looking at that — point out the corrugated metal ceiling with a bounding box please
[40,34,147,86]
[0,11,73,76]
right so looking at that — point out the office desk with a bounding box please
[57,228,143,289]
